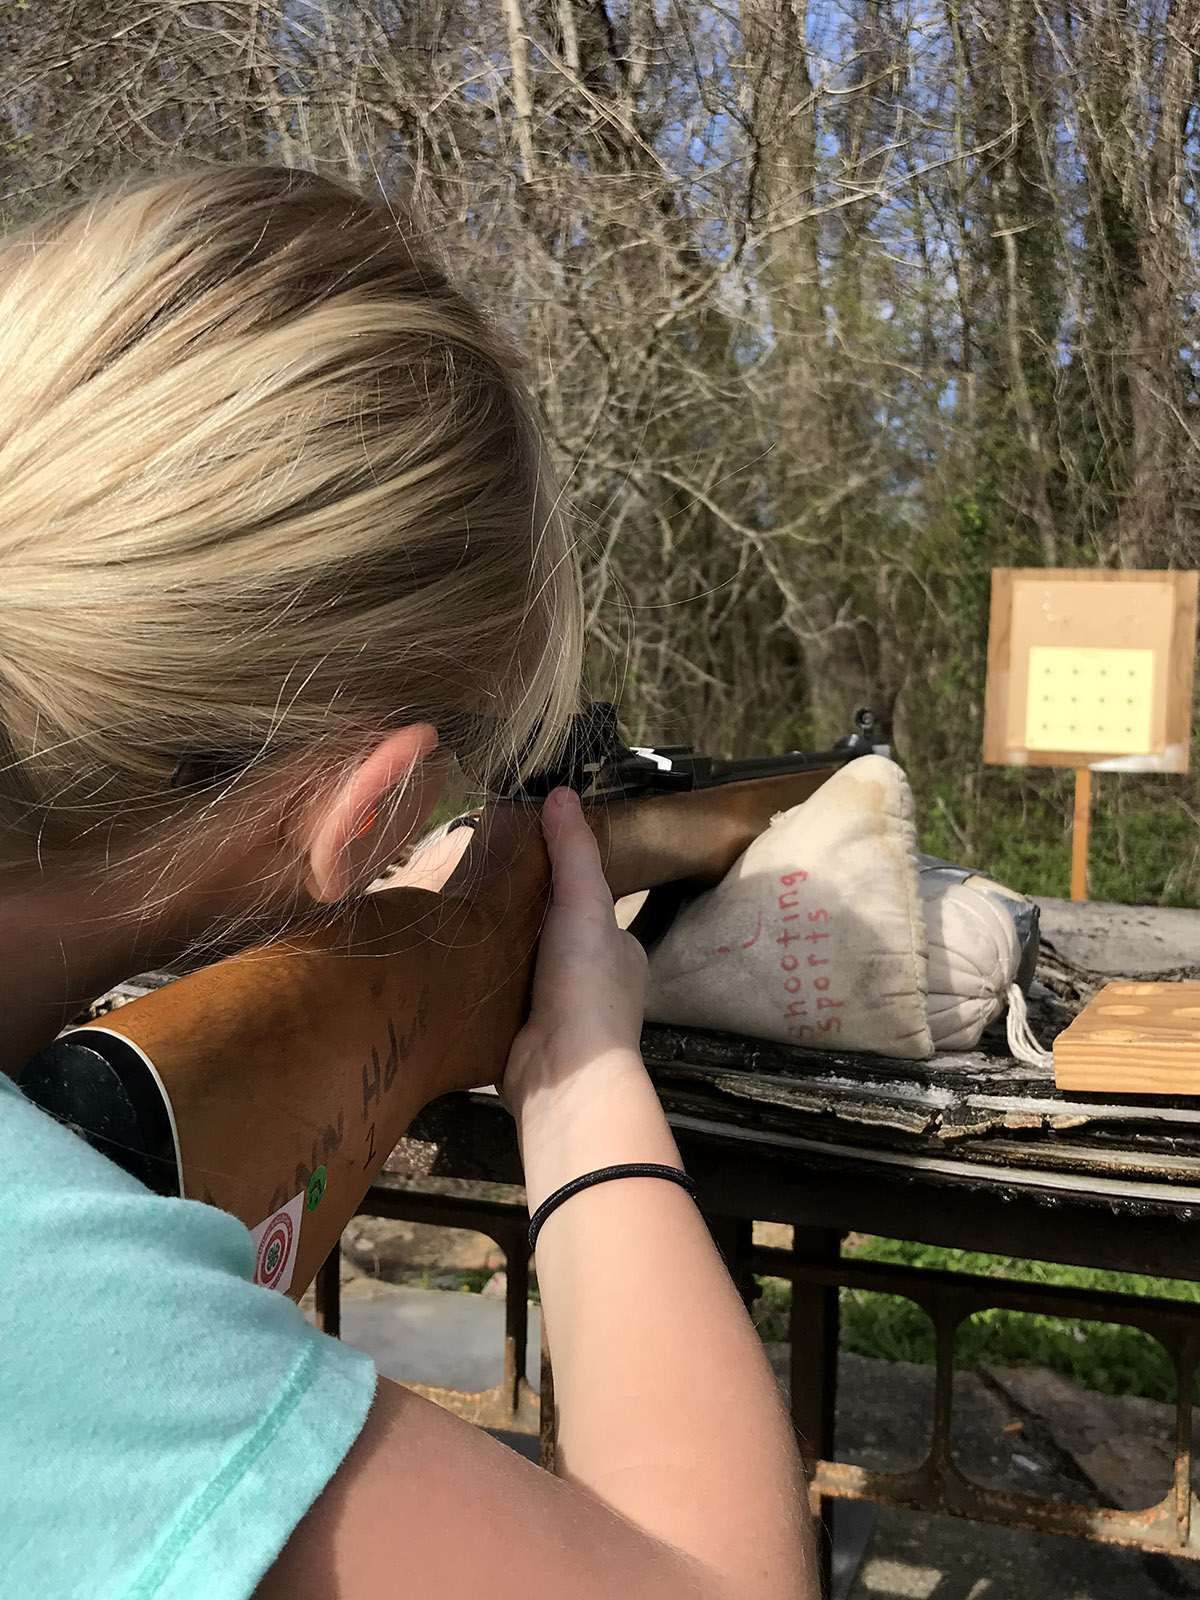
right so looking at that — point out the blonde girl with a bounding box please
[0,165,815,1600]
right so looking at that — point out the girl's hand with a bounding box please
[499,787,648,1127]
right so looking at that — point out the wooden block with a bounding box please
[1054,981,1200,1095]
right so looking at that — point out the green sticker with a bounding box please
[306,1166,327,1211]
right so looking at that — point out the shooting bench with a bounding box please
[311,916,1200,1581]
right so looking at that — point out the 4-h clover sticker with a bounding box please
[253,1210,294,1290]
[248,1190,306,1294]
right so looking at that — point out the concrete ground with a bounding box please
[816,1352,1200,1599]
[300,1279,1200,1597]
[317,1277,544,1394]
[837,1508,1197,1600]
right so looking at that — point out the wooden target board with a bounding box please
[1055,981,1200,1095]
[983,569,1198,773]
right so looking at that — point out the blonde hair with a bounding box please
[0,164,582,931]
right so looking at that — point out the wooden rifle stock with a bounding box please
[24,769,832,1298]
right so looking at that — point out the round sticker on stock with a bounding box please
[254,1209,295,1291]
[248,1190,305,1294]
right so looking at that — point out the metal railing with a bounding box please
[313,1179,1200,1570]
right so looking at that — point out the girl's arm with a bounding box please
[256,788,817,1600]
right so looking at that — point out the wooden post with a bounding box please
[1071,767,1092,902]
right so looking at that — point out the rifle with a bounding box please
[19,705,878,1300]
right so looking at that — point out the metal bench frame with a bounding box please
[313,1074,1200,1582]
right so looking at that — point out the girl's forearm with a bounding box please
[517,1051,818,1600]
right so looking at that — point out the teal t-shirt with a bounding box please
[0,1066,378,1598]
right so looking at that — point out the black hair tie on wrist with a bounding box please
[527,1162,699,1254]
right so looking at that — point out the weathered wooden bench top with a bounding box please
[634,897,1200,1197]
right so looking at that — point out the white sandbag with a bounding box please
[921,871,1051,1067]
[922,876,1018,1048]
[643,755,933,1058]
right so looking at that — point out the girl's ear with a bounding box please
[302,724,444,905]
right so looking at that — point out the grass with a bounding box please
[753,1235,1200,1404]
[410,1267,498,1294]
[911,763,1200,909]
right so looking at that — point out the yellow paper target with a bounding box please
[1025,646,1155,755]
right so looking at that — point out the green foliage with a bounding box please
[754,1236,1199,1402]
[415,1267,497,1294]
[907,761,1200,907]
